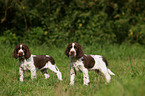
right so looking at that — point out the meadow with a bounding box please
[0,42,145,96]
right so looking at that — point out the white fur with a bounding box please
[70,57,90,85]
[69,43,77,56]
[18,44,24,55]
[19,55,36,82]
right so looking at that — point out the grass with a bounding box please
[0,42,145,96]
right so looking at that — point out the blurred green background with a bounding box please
[0,0,145,46]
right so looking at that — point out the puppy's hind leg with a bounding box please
[41,69,50,79]
[47,62,62,80]
[99,67,111,84]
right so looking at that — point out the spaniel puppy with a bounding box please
[13,44,62,82]
[65,42,115,85]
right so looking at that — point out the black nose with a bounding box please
[70,51,75,55]
[18,52,23,56]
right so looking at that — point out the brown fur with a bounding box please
[22,44,31,59]
[65,43,72,57]
[82,55,95,69]
[13,44,19,59]
[75,43,84,59]
[33,55,55,69]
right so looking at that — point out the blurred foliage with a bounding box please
[0,0,145,46]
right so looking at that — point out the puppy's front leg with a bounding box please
[82,69,90,85]
[30,68,37,80]
[70,66,75,85]
[19,67,24,82]
[79,65,90,85]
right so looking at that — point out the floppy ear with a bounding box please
[76,43,84,59]
[65,45,70,57]
[13,45,19,59]
[24,45,31,59]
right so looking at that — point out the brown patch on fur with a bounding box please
[33,55,55,69]
[82,55,95,69]
[22,44,31,59]
[65,43,72,57]
[13,44,20,59]
[75,43,84,59]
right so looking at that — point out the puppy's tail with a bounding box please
[107,69,115,76]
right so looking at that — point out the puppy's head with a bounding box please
[13,44,31,59]
[65,42,84,58]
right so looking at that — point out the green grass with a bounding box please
[0,43,145,96]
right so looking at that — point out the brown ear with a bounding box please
[13,44,19,59]
[65,45,70,57]
[76,43,84,58]
[24,45,31,59]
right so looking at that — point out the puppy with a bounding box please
[65,42,115,85]
[13,44,62,82]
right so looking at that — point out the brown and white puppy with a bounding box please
[13,44,62,82]
[65,42,115,85]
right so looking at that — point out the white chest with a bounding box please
[72,60,85,71]
[19,58,35,71]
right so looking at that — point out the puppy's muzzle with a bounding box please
[18,52,24,57]
[70,51,75,56]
